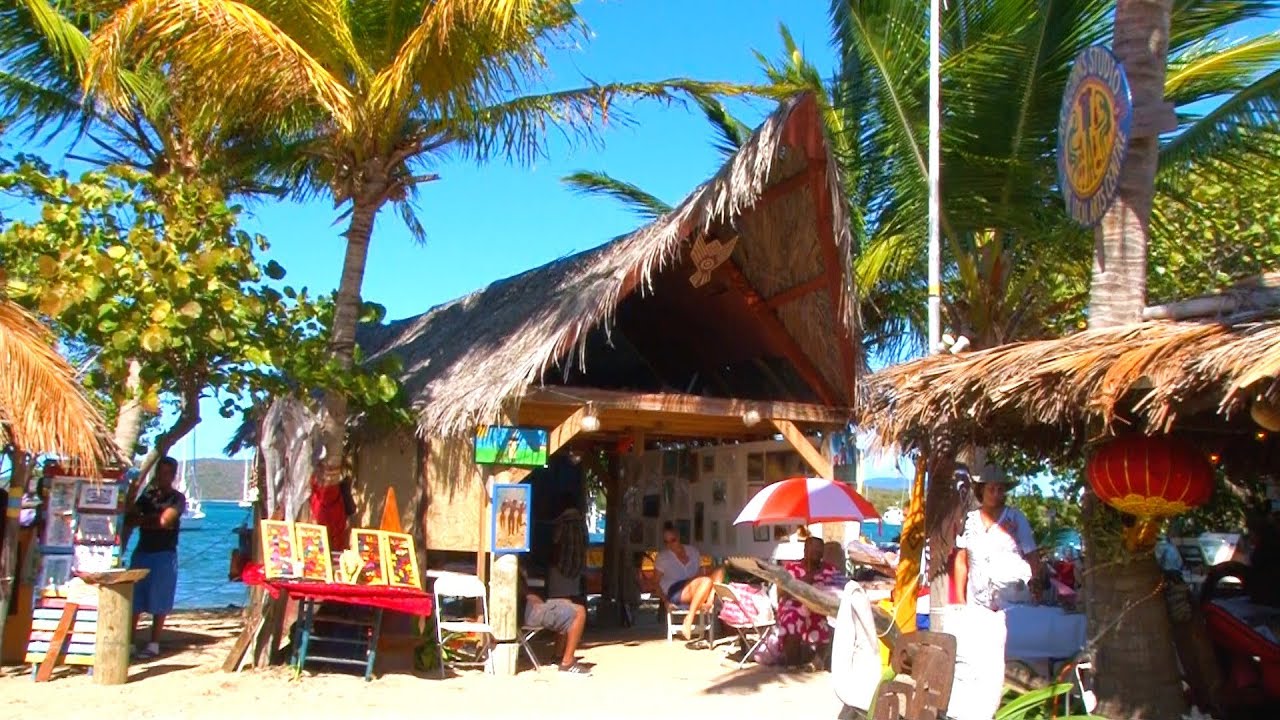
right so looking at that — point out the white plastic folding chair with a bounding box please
[430,571,495,678]
[712,583,776,667]
[664,595,712,644]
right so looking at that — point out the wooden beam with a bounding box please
[772,419,834,480]
[548,406,588,456]
[720,259,842,405]
[520,386,850,424]
[765,275,829,309]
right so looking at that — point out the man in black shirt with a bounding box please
[126,456,186,658]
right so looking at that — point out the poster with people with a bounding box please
[492,483,532,553]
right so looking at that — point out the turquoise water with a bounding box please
[124,500,251,610]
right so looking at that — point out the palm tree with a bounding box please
[1,0,301,468]
[84,0,747,482]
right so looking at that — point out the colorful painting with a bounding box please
[261,520,298,579]
[474,425,549,467]
[491,483,531,554]
[352,529,387,585]
[752,524,770,543]
[78,482,122,511]
[384,532,420,588]
[36,555,73,596]
[75,513,119,545]
[47,478,79,514]
[294,523,333,583]
[42,513,75,549]
[1057,45,1133,227]
[711,478,728,505]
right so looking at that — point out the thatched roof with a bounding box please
[859,277,1280,458]
[0,298,115,467]
[360,93,859,438]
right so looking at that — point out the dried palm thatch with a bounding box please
[359,93,859,438]
[860,290,1280,456]
[0,299,113,467]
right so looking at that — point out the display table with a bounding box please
[241,563,433,681]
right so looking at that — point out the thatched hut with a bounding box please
[348,93,862,672]
[858,274,1280,471]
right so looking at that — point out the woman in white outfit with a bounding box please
[955,470,1042,609]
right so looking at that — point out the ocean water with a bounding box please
[123,500,252,610]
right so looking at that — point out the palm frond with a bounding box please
[1165,34,1280,107]
[560,170,671,221]
[86,0,352,129]
[0,298,112,467]
[692,94,752,158]
[1160,66,1280,177]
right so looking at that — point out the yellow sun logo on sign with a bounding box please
[1057,46,1132,227]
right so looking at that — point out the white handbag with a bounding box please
[831,580,885,712]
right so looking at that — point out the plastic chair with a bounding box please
[712,582,776,667]
[431,572,495,678]
[664,595,713,645]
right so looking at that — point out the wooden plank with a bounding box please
[520,387,850,424]
[547,406,588,456]
[720,259,841,405]
[771,419,834,480]
[35,601,78,682]
[765,275,829,309]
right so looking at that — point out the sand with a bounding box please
[0,610,841,719]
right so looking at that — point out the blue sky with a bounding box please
[180,1,841,461]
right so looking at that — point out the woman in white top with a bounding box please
[954,470,1042,610]
[654,523,724,639]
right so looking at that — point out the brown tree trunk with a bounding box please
[320,192,383,486]
[1081,3,1184,717]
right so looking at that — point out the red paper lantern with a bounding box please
[1086,434,1214,520]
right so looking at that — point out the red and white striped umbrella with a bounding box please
[733,476,880,525]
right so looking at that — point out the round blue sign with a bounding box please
[1057,46,1133,227]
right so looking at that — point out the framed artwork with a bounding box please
[701,454,715,474]
[711,479,728,505]
[260,520,299,579]
[294,523,333,583]
[747,453,764,483]
[491,483,531,554]
[661,451,678,477]
[675,519,691,545]
[752,524,770,542]
[474,426,549,467]
[641,493,660,518]
[384,532,421,588]
[78,483,122,511]
[75,513,120,544]
[352,529,388,584]
[662,478,675,509]
[47,478,79,514]
[74,544,120,573]
[36,555,73,596]
[693,502,705,543]
[42,513,75,549]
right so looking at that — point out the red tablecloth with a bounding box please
[242,563,433,617]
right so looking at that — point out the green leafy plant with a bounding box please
[996,682,1101,720]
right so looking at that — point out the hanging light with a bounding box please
[742,408,762,427]
[580,403,601,433]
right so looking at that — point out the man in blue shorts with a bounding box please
[519,570,590,675]
[127,456,186,659]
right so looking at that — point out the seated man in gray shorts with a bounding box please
[520,571,590,675]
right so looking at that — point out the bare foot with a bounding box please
[680,616,695,640]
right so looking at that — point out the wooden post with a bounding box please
[488,552,519,675]
[0,453,30,647]
[93,582,133,685]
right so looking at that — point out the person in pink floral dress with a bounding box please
[760,535,838,667]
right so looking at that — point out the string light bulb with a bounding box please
[580,404,600,433]
[742,409,762,427]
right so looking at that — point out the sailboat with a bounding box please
[176,433,207,531]
[237,453,258,508]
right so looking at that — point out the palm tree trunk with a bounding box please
[1083,3,1185,717]
[320,194,382,484]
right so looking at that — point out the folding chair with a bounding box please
[430,572,495,678]
[664,595,713,645]
[712,583,776,667]
[518,625,547,671]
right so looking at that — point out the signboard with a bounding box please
[1057,45,1132,227]
[474,425,548,467]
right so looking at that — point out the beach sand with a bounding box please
[0,609,839,718]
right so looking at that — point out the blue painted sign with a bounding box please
[1057,46,1133,227]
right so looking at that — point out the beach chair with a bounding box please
[664,594,713,645]
[712,582,775,667]
[431,572,495,678]
[518,624,547,671]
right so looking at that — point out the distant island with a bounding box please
[183,458,248,501]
